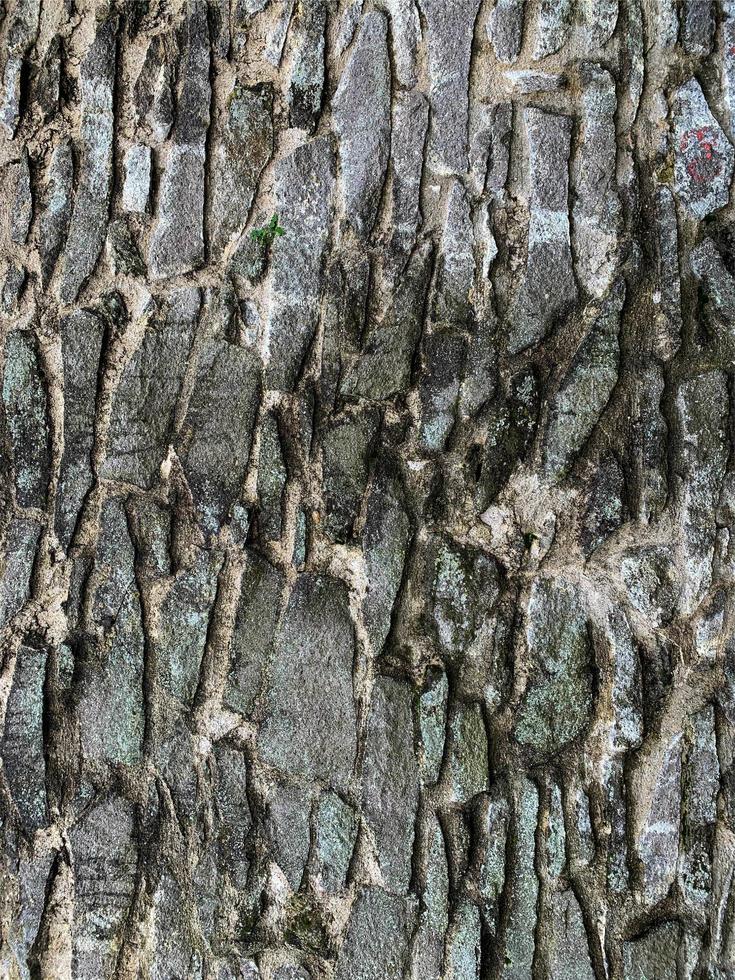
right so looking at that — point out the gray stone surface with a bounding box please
[0,518,40,627]
[266,782,312,889]
[446,702,489,804]
[543,281,623,479]
[56,311,105,548]
[477,787,509,916]
[362,677,419,894]
[79,499,144,768]
[431,536,499,659]
[488,0,525,62]
[121,144,151,214]
[10,149,32,245]
[321,406,380,541]
[342,240,431,400]
[674,370,729,614]
[213,743,252,891]
[287,0,325,132]
[224,551,284,716]
[379,0,419,87]
[1,261,26,314]
[257,574,357,790]
[419,670,448,785]
[157,549,221,705]
[313,791,357,893]
[673,79,734,219]
[332,12,391,238]
[102,288,198,488]
[335,887,416,979]
[389,92,429,254]
[361,469,411,653]
[533,0,572,57]
[411,811,448,978]
[148,2,210,278]
[545,889,595,979]
[501,776,539,979]
[435,180,475,327]
[507,107,576,354]
[211,83,272,256]
[38,140,73,286]
[255,408,286,541]
[573,64,622,297]
[179,338,261,534]
[635,733,682,904]
[70,797,137,979]
[2,330,50,509]
[264,137,335,390]
[419,0,482,174]
[1,645,47,833]
[134,34,175,142]
[417,331,467,452]
[514,577,591,757]
[56,20,116,302]
[682,0,714,55]
[623,921,679,979]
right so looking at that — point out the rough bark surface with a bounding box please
[0,1,732,978]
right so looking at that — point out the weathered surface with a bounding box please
[361,677,419,893]
[1,2,734,977]
[507,107,577,354]
[673,79,734,219]
[1,645,47,833]
[78,498,145,768]
[210,83,273,257]
[178,336,261,534]
[56,20,116,303]
[56,311,105,547]
[332,11,391,237]
[264,137,334,390]
[2,330,50,509]
[147,3,210,279]
[257,574,358,790]
[101,288,198,488]
[334,887,416,979]
[420,0,482,173]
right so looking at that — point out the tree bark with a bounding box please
[0,0,732,978]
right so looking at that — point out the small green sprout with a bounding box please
[250,213,286,249]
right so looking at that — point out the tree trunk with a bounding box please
[0,0,732,977]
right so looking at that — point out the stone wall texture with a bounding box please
[0,0,733,978]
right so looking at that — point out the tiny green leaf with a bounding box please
[250,214,287,249]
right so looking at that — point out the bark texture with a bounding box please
[0,0,733,978]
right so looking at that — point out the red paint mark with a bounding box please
[679,125,724,185]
